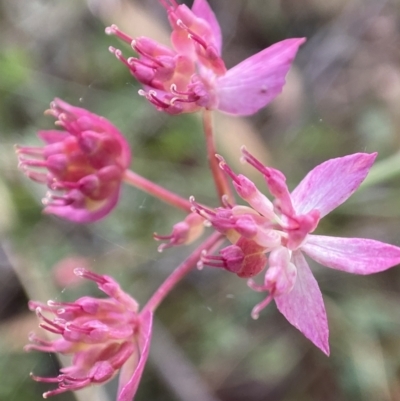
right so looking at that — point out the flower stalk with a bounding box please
[202,110,234,204]
[123,169,192,212]
[143,231,223,313]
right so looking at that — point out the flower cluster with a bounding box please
[18,0,400,399]
[17,99,131,223]
[26,269,152,400]
[106,0,305,115]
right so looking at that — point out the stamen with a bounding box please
[28,332,48,344]
[127,57,158,70]
[247,279,269,292]
[25,333,55,352]
[28,300,49,311]
[24,343,54,352]
[221,195,234,208]
[30,373,62,383]
[62,376,91,385]
[176,20,208,50]
[131,44,164,67]
[42,194,75,207]
[23,170,48,183]
[65,322,92,335]
[251,293,274,320]
[18,158,48,168]
[74,268,108,285]
[189,197,216,219]
[215,154,240,183]
[49,181,78,191]
[240,146,268,174]
[43,388,69,399]
[36,307,65,334]
[170,95,199,105]
[47,300,80,309]
[42,378,90,398]
[15,145,44,156]
[170,84,195,97]
[138,90,171,109]
[109,47,132,70]
[197,259,204,270]
[105,24,134,45]
[153,233,173,241]
[39,324,63,335]
[44,107,58,118]
[200,253,227,269]
[157,244,166,253]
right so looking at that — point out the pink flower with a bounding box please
[26,269,152,400]
[16,99,131,223]
[106,0,305,115]
[192,149,400,355]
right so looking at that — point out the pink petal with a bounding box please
[215,38,305,116]
[275,250,329,355]
[117,311,153,401]
[44,186,121,223]
[290,153,377,218]
[192,0,222,54]
[302,235,400,274]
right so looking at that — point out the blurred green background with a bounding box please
[1,0,400,400]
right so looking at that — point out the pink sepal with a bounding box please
[302,235,400,274]
[275,251,329,355]
[216,38,305,115]
[117,310,153,401]
[291,153,377,218]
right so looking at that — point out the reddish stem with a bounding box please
[143,232,223,313]
[202,110,234,204]
[123,169,192,213]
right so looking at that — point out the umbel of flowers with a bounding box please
[17,0,400,400]
[26,269,152,400]
[16,99,131,223]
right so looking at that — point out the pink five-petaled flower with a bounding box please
[192,149,400,355]
[16,99,131,223]
[106,0,305,115]
[26,269,152,400]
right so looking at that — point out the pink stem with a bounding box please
[202,110,234,204]
[143,232,223,313]
[123,169,192,213]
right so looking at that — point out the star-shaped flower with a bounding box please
[192,149,400,354]
[106,0,305,115]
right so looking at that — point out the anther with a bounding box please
[105,25,134,44]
